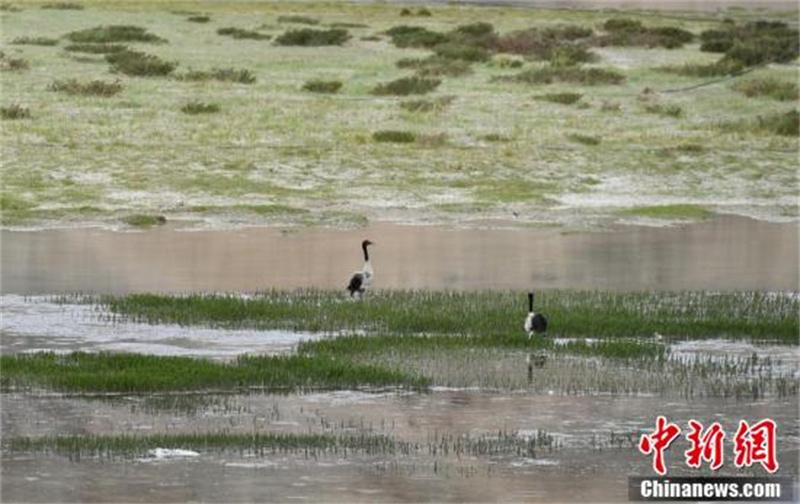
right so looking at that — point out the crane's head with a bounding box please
[362,239,374,248]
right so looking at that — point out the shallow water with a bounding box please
[2,216,797,294]
[2,390,798,502]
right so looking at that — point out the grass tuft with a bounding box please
[217,27,271,40]
[567,133,601,145]
[399,96,454,113]
[500,65,624,85]
[372,130,416,143]
[301,79,343,94]
[624,204,711,220]
[643,102,683,118]
[66,25,166,44]
[0,103,31,120]
[275,28,350,46]
[64,43,128,54]
[121,214,167,227]
[187,15,210,23]
[106,49,176,77]
[731,77,798,101]
[180,101,220,115]
[41,2,84,9]
[372,76,441,96]
[47,78,123,97]
[277,15,319,25]
[534,92,582,105]
[179,68,256,84]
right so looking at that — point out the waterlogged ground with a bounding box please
[2,293,799,502]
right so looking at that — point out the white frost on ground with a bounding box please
[0,295,323,358]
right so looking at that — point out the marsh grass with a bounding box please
[731,77,798,101]
[64,43,128,54]
[121,214,166,227]
[48,78,123,97]
[500,65,624,85]
[302,79,343,94]
[373,130,417,143]
[372,76,441,96]
[275,28,350,46]
[93,290,799,342]
[217,27,271,40]
[179,68,256,84]
[106,49,176,77]
[0,103,31,120]
[624,204,711,220]
[181,101,220,115]
[5,428,552,460]
[67,25,166,44]
[0,352,428,393]
[11,36,59,46]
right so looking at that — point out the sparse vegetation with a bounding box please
[274,28,350,46]
[66,25,166,44]
[187,15,210,23]
[371,76,441,96]
[216,27,271,40]
[301,79,343,93]
[106,49,176,77]
[372,130,417,143]
[644,103,684,118]
[396,56,472,77]
[731,77,798,101]
[47,78,123,97]
[180,101,220,114]
[0,103,31,120]
[0,54,29,71]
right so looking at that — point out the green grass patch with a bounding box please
[47,78,123,97]
[189,204,309,216]
[274,28,350,46]
[595,18,694,49]
[0,351,428,393]
[187,15,210,23]
[396,56,473,78]
[371,76,441,96]
[94,290,799,342]
[180,101,220,115]
[718,110,799,137]
[624,204,711,220]
[66,25,166,44]
[643,103,683,118]
[301,79,343,94]
[121,214,166,227]
[567,133,601,145]
[731,77,798,101]
[41,2,84,9]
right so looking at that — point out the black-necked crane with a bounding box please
[524,292,547,339]
[346,239,374,298]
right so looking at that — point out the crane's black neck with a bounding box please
[528,293,534,313]
[362,242,370,262]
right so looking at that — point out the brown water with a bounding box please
[2,216,797,294]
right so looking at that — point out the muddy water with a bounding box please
[2,216,797,294]
[2,391,798,502]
